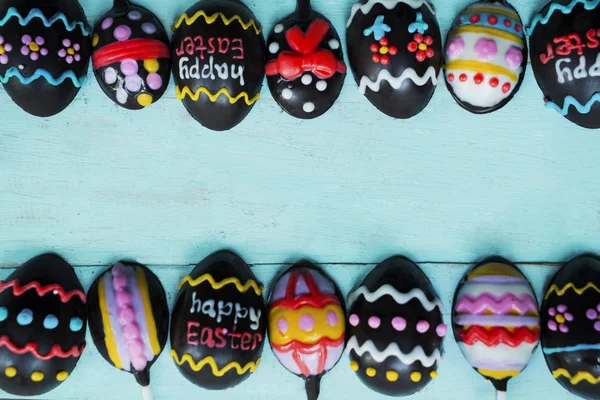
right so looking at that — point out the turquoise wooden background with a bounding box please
[0,0,597,398]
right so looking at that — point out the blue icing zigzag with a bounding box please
[0,67,86,88]
[528,0,600,34]
[545,93,600,115]
[544,343,600,354]
[0,7,90,36]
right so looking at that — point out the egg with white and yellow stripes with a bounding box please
[444,0,527,113]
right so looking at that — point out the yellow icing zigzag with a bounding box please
[553,369,600,385]
[173,11,261,34]
[171,351,260,375]
[544,282,600,299]
[178,273,264,295]
[176,86,260,106]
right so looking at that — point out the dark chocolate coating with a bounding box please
[541,255,600,400]
[348,256,443,396]
[87,261,169,387]
[0,0,91,116]
[530,0,600,128]
[170,250,266,389]
[346,0,441,119]
[92,0,170,110]
[266,0,345,119]
[171,0,266,131]
[0,253,86,396]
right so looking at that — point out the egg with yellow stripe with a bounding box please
[444,0,527,113]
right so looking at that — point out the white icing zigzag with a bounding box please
[347,0,436,27]
[358,66,439,95]
[346,336,442,366]
[348,283,443,311]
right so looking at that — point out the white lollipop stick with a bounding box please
[141,386,153,400]
[497,390,507,400]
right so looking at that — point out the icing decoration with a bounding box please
[453,257,539,398]
[545,282,600,299]
[0,67,85,87]
[92,39,168,70]
[545,93,600,116]
[266,0,346,119]
[268,262,345,400]
[552,369,600,384]
[170,251,266,389]
[0,254,86,396]
[347,0,442,118]
[444,1,527,113]
[87,261,169,396]
[528,0,600,33]
[544,343,600,354]
[347,256,444,396]
[0,7,90,36]
[171,0,266,131]
[69,317,83,332]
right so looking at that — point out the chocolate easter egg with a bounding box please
[541,254,600,399]
[171,0,265,131]
[92,0,170,110]
[453,257,540,398]
[444,0,527,113]
[87,261,169,397]
[0,254,86,396]
[268,261,345,400]
[170,251,266,389]
[347,256,445,396]
[529,0,600,128]
[266,0,346,119]
[0,0,91,116]
[346,0,442,118]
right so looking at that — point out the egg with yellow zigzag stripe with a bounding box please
[170,250,267,389]
[542,254,600,400]
[171,0,265,131]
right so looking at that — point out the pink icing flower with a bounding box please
[0,35,12,65]
[446,36,465,58]
[474,38,498,61]
[585,303,600,332]
[548,304,572,333]
[505,46,523,70]
[20,35,48,61]
[58,39,81,64]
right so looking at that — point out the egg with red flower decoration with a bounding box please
[268,261,346,400]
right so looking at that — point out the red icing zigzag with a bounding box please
[0,335,86,360]
[0,280,86,303]
[458,326,540,347]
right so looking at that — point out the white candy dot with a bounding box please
[316,80,327,91]
[274,24,284,33]
[328,39,340,49]
[301,74,312,85]
[281,88,293,100]
[269,42,280,54]
[303,102,315,112]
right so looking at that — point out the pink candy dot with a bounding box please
[505,46,523,70]
[35,36,44,45]
[115,291,132,306]
[557,304,567,313]
[119,307,135,324]
[127,339,144,356]
[587,309,598,320]
[277,318,289,333]
[368,316,381,329]
[298,314,315,331]
[446,36,465,58]
[349,314,359,326]
[131,356,146,371]
[392,316,406,331]
[474,38,498,61]
[548,320,557,331]
[597,303,600,312]
[142,22,156,35]
[326,311,338,327]
[416,320,430,333]
[114,25,132,41]
[436,323,447,337]
[146,72,162,90]
[564,313,574,322]
[101,17,113,30]
[548,307,556,316]
[122,322,140,339]
[559,324,569,333]
[120,59,138,76]
[595,321,600,332]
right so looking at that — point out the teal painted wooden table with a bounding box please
[0,0,597,398]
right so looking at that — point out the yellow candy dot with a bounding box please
[418,43,427,51]
[350,361,359,371]
[137,93,153,107]
[0,47,4,55]
[67,47,75,55]
[430,370,438,379]
[410,371,422,382]
[31,371,44,382]
[379,46,389,55]
[556,315,565,324]
[143,59,159,73]
[92,34,99,47]
[366,367,376,377]
[56,371,69,381]
[29,42,39,52]
[386,370,399,382]
[5,367,16,378]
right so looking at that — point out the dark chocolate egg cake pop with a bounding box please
[171,0,266,131]
[347,256,445,396]
[541,254,600,399]
[0,0,91,116]
[265,0,346,119]
[92,0,170,110]
[268,261,345,400]
[453,257,540,399]
[87,261,169,400]
[444,0,527,113]
[0,253,86,396]
[529,0,600,128]
[346,0,442,118]
[170,251,266,389]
